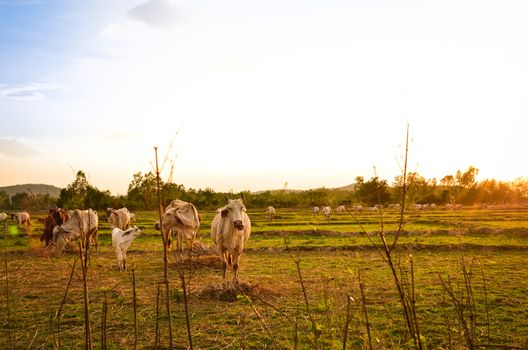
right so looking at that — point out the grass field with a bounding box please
[1,206,528,349]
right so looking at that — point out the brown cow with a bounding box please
[40,208,70,246]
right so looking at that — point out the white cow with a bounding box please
[106,207,131,230]
[265,206,276,222]
[321,206,331,221]
[156,199,201,257]
[129,212,136,223]
[0,212,8,228]
[336,205,346,214]
[11,211,31,226]
[52,209,99,252]
[112,226,142,271]
[312,206,320,215]
[211,198,251,281]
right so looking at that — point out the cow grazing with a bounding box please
[41,208,70,246]
[321,206,331,221]
[336,205,346,214]
[11,211,31,226]
[112,226,142,271]
[312,206,320,215]
[107,207,131,230]
[211,198,251,282]
[0,213,8,228]
[265,206,276,222]
[156,199,201,258]
[52,209,99,252]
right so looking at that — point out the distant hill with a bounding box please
[335,183,356,191]
[0,184,61,198]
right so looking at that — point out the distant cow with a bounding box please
[265,206,276,222]
[11,211,31,226]
[52,209,99,252]
[312,206,320,215]
[155,199,201,258]
[112,226,142,271]
[41,208,70,246]
[336,205,346,214]
[211,198,251,281]
[107,207,131,230]
[129,213,136,223]
[0,212,8,228]
[321,206,331,221]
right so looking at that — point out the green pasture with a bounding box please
[1,206,528,349]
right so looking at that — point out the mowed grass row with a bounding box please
[1,207,528,348]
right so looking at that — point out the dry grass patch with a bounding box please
[197,280,281,302]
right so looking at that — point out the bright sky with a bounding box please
[1,0,527,195]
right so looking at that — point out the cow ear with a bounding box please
[221,209,229,218]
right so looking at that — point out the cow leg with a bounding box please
[232,248,242,283]
[93,229,99,251]
[124,249,128,270]
[177,233,183,260]
[221,249,228,280]
[116,248,123,270]
[187,237,194,260]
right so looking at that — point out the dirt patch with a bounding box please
[197,280,280,302]
[169,255,222,270]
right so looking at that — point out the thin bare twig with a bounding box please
[56,259,77,350]
[155,146,174,349]
[358,270,373,350]
[342,295,353,350]
[132,268,138,350]
[286,242,320,349]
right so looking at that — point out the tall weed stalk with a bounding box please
[154,146,174,349]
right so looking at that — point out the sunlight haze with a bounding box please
[1,0,527,194]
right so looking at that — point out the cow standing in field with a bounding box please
[52,209,99,253]
[211,198,251,282]
[322,206,331,221]
[155,199,201,258]
[312,206,320,215]
[107,207,131,230]
[40,208,70,246]
[265,206,276,222]
[0,213,8,228]
[336,205,346,214]
[11,211,31,226]
[112,226,142,271]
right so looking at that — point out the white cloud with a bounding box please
[0,82,66,101]
[127,0,183,28]
[0,138,40,158]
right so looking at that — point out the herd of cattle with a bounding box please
[0,201,465,280]
[0,198,252,281]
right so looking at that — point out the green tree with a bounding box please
[10,192,31,210]
[356,177,391,206]
[126,172,159,210]
[0,191,10,209]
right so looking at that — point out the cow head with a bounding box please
[221,198,246,230]
[121,225,143,238]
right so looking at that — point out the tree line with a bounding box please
[1,167,527,211]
